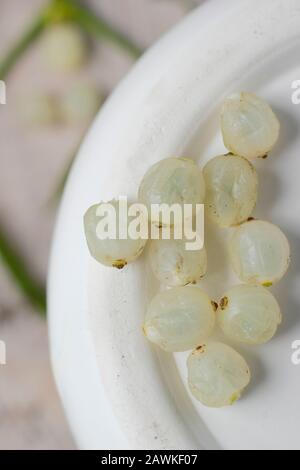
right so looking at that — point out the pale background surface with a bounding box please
[0,0,200,450]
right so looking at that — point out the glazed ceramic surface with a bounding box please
[48,0,300,450]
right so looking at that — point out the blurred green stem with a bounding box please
[57,0,143,58]
[0,16,45,79]
[0,226,46,314]
[0,0,142,315]
[50,148,77,204]
[0,0,142,79]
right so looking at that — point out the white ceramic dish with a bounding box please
[48,0,300,450]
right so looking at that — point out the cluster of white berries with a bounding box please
[84,92,290,408]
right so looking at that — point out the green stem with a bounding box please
[57,0,143,58]
[49,95,107,205]
[0,0,142,79]
[49,148,77,205]
[0,16,45,80]
[0,226,46,314]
